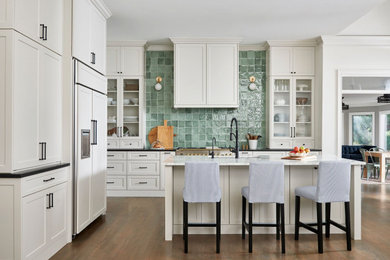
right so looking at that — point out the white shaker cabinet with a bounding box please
[73,0,111,74]
[0,0,63,54]
[106,45,146,76]
[269,46,315,76]
[171,38,240,108]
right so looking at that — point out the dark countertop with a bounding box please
[0,163,70,178]
[108,148,322,152]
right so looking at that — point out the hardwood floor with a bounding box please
[52,184,390,260]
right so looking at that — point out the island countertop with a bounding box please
[164,155,365,166]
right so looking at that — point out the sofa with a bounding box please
[342,145,377,161]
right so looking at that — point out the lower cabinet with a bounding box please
[107,138,142,149]
[0,166,69,260]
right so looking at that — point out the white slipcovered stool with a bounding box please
[241,161,285,253]
[183,161,221,254]
[294,160,352,254]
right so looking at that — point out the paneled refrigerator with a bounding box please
[73,60,107,236]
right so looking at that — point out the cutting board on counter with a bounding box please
[148,120,175,149]
[281,155,317,161]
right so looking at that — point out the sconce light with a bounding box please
[155,76,163,91]
[248,76,256,91]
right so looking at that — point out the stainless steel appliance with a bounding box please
[73,60,107,236]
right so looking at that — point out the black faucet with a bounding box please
[230,118,239,158]
[210,137,216,159]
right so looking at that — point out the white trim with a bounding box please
[348,112,375,145]
[90,0,112,19]
[266,39,318,48]
[378,110,390,150]
[170,37,242,44]
[239,44,266,51]
[146,44,174,51]
[107,41,147,47]
[320,35,390,46]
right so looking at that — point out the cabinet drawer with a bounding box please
[107,161,126,175]
[107,140,119,148]
[293,140,315,149]
[107,152,126,161]
[127,176,159,190]
[239,151,252,157]
[120,139,142,148]
[270,140,292,149]
[129,152,160,160]
[128,161,159,175]
[21,168,68,197]
[106,176,126,190]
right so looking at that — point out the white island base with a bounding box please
[163,155,363,241]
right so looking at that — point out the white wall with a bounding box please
[321,39,390,155]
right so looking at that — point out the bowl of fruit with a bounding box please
[289,146,310,157]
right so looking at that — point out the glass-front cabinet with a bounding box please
[269,76,314,149]
[107,77,143,148]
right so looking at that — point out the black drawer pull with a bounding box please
[107,155,115,157]
[138,155,148,157]
[106,181,115,184]
[107,166,115,169]
[43,177,55,182]
[138,166,148,169]
[138,181,148,184]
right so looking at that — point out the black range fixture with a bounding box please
[378,94,390,103]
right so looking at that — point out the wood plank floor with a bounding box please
[52,184,390,260]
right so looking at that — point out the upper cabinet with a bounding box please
[0,0,63,54]
[106,43,146,76]
[171,38,240,108]
[73,0,112,74]
[269,46,315,76]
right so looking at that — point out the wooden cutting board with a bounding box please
[148,120,174,149]
[281,155,317,161]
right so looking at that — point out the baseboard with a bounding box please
[107,190,165,197]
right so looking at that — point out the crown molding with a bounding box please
[146,44,174,51]
[320,35,390,46]
[170,37,242,44]
[265,39,318,48]
[107,41,147,47]
[239,44,267,51]
[90,0,112,19]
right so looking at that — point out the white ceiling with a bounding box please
[105,0,386,44]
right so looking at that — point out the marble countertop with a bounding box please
[164,155,364,166]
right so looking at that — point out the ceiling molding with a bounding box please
[320,35,390,46]
[91,0,112,19]
[239,44,267,51]
[146,44,174,51]
[265,39,318,48]
[107,41,147,47]
[170,37,242,44]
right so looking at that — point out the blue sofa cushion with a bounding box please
[341,145,377,161]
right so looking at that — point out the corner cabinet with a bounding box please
[73,0,111,74]
[266,42,316,149]
[171,38,240,108]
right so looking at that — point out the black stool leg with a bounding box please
[294,196,300,240]
[281,203,285,254]
[276,203,280,240]
[249,203,253,253]
[325,203,331,238]
[183,201,188,253]
[316,202,323,254]
[345,202,352,251]
[242,196,246,239]
[216,201,221,253]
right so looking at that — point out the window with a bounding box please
[349,112,375,145]
[379,111,390,150]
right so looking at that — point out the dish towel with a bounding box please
[183,161,221,203]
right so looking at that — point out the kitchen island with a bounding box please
[163,155,364,241]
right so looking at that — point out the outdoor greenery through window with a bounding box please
[351,114,374,145]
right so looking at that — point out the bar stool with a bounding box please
[183,161,221,254]
[294,160,352,254]
[241,161,285,253]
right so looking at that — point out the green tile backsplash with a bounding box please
[145,50,266,149]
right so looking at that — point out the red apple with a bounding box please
[293,146,299,152]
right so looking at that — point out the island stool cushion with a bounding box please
[183,161,221,203]
[295,160,351,203]
[241,161,284,203]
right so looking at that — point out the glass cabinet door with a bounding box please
[121,78,140,137]
[107,79,119,137]
[294,78,313,138]
[272,78,291,138]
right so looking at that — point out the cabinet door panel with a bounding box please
[206,44,238,106]
[174,44,206,107]
[13,35,40,170]
[39,0,63,54]
[293,47,315,75]
[14,0,39,42]
[122,47,144,76]
[39,48,62,165]
[106,47,121,75]
[72,0,91,64]
[89,6,106,74]
[46,183,67,242]
[22,189,47,259]
[270,47,292,75]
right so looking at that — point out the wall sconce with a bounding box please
[248,76,256,91]
[155,76,163,91]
